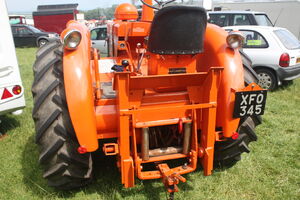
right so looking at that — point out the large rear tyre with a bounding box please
[213,53,262,168]
[32,41,93,190]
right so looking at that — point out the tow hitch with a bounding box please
[158,163,186,200]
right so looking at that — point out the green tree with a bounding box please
[82,5,118,20]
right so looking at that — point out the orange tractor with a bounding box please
[32,0,267,198]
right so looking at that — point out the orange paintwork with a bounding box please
[197,23,245,138]
[61,21,98,152]
[60,1,265,190]
[141,0,154,22]
[114,3,138,20]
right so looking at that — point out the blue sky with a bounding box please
[6,0,132,12]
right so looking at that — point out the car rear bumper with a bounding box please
[277,64,300,81]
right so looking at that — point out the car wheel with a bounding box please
[256,69,277,90]
[38,39,48,47]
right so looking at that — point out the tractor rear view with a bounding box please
[32,0,267,198]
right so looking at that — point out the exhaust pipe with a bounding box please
[182,122,192,155]
[141,127,150,161]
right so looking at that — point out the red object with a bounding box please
[231,132,239,140]
[33,4,79,34]
[12,85,22,95]
[1,88,13,100]
[178,118,183,134]
[279,53,290,67]
[77,146,87,154]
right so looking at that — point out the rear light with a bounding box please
[77,146,87,154]
[231,132,239,140]
[12,85,22,95]
[1,88,13,100]
[279,53,290,67]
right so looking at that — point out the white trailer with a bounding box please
[0,0,25,116]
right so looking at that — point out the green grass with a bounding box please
[0,47,299,200]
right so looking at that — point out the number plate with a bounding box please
[233,90,267,118]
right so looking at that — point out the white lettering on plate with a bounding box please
[256,94,264,104]
[238,92,265,116]
[241,94,248,105]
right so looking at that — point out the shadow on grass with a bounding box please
[0,115,21,135]
[21,136,194,199]
[279,80,294,90]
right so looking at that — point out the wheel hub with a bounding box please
[258,72,272,89]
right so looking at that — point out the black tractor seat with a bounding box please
[148,6,207,55]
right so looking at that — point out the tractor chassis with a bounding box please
[111,67,223,193]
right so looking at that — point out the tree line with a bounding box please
[81,5,118,20]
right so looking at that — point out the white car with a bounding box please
[208,11,273,27]
[0,1,25,116]
[225,26,300,90]
[91,25,108,55]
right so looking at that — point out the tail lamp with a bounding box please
[1,85,22,100]
[77,146,87,154]
[226,31,244,49]
[63,30,82,50]
[231,132,239,140]
[12,85,22,95]
[279,53,290,67]
[1,88,13,100]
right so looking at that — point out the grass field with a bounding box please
[0,47,299,200]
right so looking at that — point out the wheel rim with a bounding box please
[39,40,46,46]
[258,72,273,89]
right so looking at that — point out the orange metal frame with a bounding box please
[60,0,264,190]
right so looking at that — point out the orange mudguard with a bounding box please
[198,24,244,137]
[61,21,98,152]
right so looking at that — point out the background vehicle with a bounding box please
[9,15,26,24]
[226,26,300,90]
[208,11,273,27]
[91,25,108,55]
[0,0,25,116]
[32,0,266,197]
[33,4,79,34]
[11,24,58,47]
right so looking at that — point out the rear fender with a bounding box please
[61,21,98,152]
[197,24,244,138]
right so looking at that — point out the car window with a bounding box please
[9,18,20,24]
[233,14,251,26]
[91,28,107,40]
[254,14,273,26]
[208,14,230,27]
[27,26,42,33]
[14,26,32,34]
[274,29,300,50]
[240,30,268,48]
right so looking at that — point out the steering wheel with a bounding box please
[140,0,176,10]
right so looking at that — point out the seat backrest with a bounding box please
[148,6,207,55]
